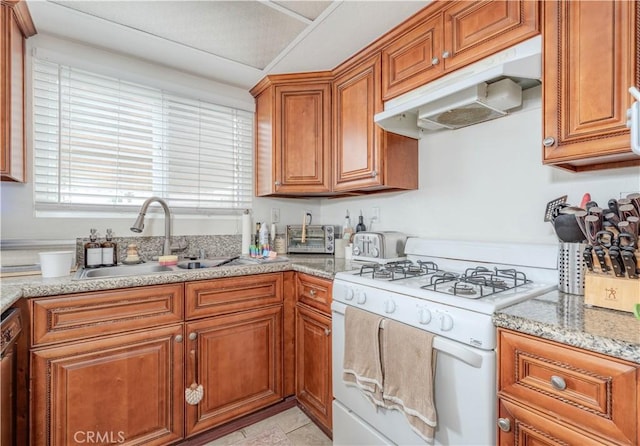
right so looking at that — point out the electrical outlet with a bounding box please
[371,206,380,224]
[270,208,280,223]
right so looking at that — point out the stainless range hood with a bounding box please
[374,36,542,139]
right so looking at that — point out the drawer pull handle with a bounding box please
[324,328,331,336]
[497,418,511,432]
[309,289,316,296]
[551,375,566,390]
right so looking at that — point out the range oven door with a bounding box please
[331,301,496,446]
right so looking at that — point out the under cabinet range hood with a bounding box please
[375,36,542,138]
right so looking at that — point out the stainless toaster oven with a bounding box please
[286,225,338,254]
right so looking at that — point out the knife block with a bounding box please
[584,250,640,312]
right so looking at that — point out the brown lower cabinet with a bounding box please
[295,273,333,433]
[497,328,639,446]
[31,325,185,446]
[26,274,291,445]
[185,306,283,436]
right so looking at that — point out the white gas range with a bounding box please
[332,238,558,446]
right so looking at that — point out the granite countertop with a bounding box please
[494,290,640,364]
[0,255,357,313]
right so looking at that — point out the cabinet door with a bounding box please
[381,12,444,101]
[443,0,539,73]
[1,3,26,182]
[333,54,383,191]
[274,83,332,194]
[185,306,283,436]
[31,325,184,446]
[295,304,332,431]
[543,0,639,170]
[498,399,610,446]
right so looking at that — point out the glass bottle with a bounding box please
[355,211,367,233]
[101,228,118,266]
[84,228,102,268]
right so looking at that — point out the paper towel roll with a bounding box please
[241,210,251,255]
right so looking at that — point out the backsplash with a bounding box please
[75,234,241,268]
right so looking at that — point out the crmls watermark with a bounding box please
[73,431,125,444]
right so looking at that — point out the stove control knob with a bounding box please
[438,312,454,331]
[356,291,367,305]
[371,247,379,258]
[418,307,432,324]
[345,288,354,301]
[384,300,396,314]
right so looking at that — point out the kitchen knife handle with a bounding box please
[595,230,614,248]
[593,247,610,272]
[626,216,639,238]
[627,193,640,215]
[583,246,594,272]
[617,231,637,249]
[621,248,639,279]
[584,215,602,245]
[608,247,626,278]
[619,203,639,221]
[604,212,620,226]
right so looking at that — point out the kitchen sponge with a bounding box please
[158,255,178,266]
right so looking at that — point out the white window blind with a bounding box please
[32,58,253,215]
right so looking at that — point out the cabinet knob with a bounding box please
[189,332,198,341]
[497,418,511,432]
[442,51,450,59]
[309,289,316,296]
[274,181,281,187]
[371,170,378,178]
[324,328,331,336]
[431,57,440,65]
[175,335,183,343]
[543,137,556,147]
[550,375,567,390]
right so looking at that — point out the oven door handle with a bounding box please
[332,302,484,369]
[432,337,483,368]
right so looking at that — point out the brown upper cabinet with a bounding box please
[251,73,333,197]
[542,0,639,171]
[1,0,36,182]
[381,0,540,101]
[333,54,418,193]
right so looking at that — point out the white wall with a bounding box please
[320,87,640,244]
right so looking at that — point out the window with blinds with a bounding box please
[32,58,253,215]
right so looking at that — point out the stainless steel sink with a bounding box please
[73,257,242,280]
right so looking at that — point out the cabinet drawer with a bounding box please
[31,284,184,347]
[296,273,332,315]
[185,273,282,320]
[499,398,612,446]
[498,329,638,445]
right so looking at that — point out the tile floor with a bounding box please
[204,407,332,446]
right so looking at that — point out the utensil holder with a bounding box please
[558,242,587,295]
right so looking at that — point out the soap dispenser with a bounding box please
[101,228,117,266]
[84,228,102,268]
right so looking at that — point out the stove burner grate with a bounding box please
[357,260,440,281]
[420,266,532,297]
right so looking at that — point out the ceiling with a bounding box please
[26,0,429,90]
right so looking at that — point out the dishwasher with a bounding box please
[1,308,22,446]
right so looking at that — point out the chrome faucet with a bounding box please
[130,197,173,256]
